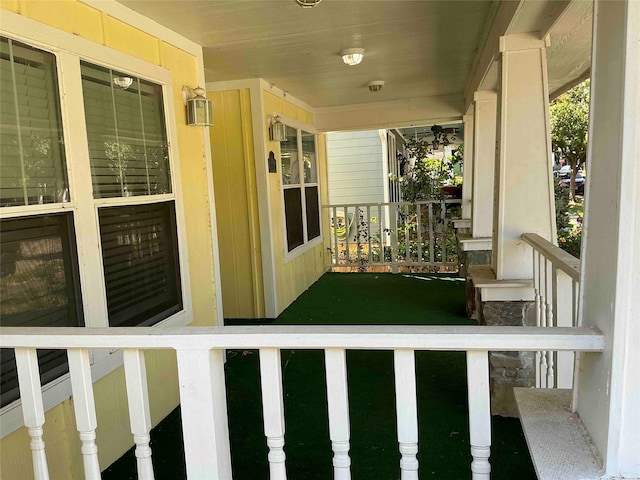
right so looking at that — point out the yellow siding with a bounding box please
[102,14,161,65]
[1,2,218,478]
[209,88,264,318]
[262,91,330,315]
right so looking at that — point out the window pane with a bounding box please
[0,37,69,207]
[305,186,320,240]
[81,62,171,198]
[280,126,299,185]
[99,201,182,327]
[302,131,317,184]
[284,188,304,251]
[0,213,83,407]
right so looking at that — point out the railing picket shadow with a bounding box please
[324,200,461,272]
[1,325,603,480]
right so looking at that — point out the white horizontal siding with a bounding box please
[327,130,385,207]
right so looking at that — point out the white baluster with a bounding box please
[394,349,419,480]
[67,348,101,480]
[15,348,49,480]
[533,251,542,387]
[259,348,287,480]
[467,350,491,480]
[176,348,232,479]
[325,348,351,480]
[545,261,555,387]
[123,349,154,480]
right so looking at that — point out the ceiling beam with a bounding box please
[315,94,464,133]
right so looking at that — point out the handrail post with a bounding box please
[390,203,399,273]
[467,350,491,480]
[176,348,232,479]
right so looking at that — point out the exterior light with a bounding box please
[341,48,365,66]
[269,116,287,142]
[296,0,322,7]
[184,86,213,127]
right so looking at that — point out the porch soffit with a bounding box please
[116,0,592,123]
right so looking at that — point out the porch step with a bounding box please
[514,388,603,480]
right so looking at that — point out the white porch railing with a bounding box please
[0,325,603,480]
[522,233,582,389]
[324,200,462,272]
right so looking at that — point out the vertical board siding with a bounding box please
[209,88,263,318]
[0,2,215,479]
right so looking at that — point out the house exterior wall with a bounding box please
[0,1,218,477]
[327,130,386,206]
[262,90,331,316]
[208,88,264,318]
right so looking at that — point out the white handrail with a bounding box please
[522,232,582,389]
[1,326,603,480]
[0,325,603,351]
[324,200,462,270]
[521,233,580,281]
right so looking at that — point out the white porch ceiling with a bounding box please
[117,0,592,111]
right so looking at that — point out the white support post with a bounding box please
[461,110,475,220]
[14,348,49,480]
[493,33,556,280]
[394,349,419,480]
[471,91,497,239]
[577,0,640,476]
[176,349,232,480]
[325,348,351,480]
[123,349,155,480]
[467,350,491,480]
[67,348,101,480]
[259,348,287,480]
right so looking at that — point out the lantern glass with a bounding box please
[187,97,213,126]
[269,121,287,142]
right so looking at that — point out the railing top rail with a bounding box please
[521,233,581,281]
[0,325,604,352]
[322,199,462,209]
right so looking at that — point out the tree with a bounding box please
[550,79,590,201]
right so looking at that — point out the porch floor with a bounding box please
[103,273,536,479]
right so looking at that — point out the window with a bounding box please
[279,125,321,253]
[0,35,185,409]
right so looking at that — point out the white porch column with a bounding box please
[461,109,474,220]
[493,34,556,280]
[471,91,497,239]
[577,0,640,477]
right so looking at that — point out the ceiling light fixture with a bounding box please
[296,0,322,8]
[368,80,385,92]
[341,48,365,66]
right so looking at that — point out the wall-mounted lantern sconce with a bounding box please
[183,86,213,126]
[268,115,286,141]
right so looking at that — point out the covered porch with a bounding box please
[0,1,638,479]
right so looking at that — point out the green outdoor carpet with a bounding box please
[103,273,536,479]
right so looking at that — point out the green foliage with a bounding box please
[550,79,590,199]
[399,130,462,203]
[555,184,582,258]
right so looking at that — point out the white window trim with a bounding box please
[0,14,193,438]
[277,118,323,264]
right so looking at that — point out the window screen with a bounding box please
[284,188,304,251]
[81,62,171,199]
[0,37,69,207]
[0,213,83,407]
[302,131,317,183]
[99,201,182,327]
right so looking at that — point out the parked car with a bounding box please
[442,184,462,199]
[558,172,585,195]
